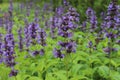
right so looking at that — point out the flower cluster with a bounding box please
[66,7,80,23]
[0,33,3,63]
[24,19,31,51]
[58,40,76,53]
[37,28,47,46]
[53,4,79,58]
[49,6,64,39]
[18,27,23,52]
[3,33,18,77]
[86,7,97,32]
[31,49,45,57]
[28,22,38,44]
[101,0,119,54]
[53,48,64,58]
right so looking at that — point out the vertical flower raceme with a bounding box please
[58,15,72,38]
[66,6,80,23]
[49,6,64,39]
[0,33,3,63]
[24,19,31,51]
[101,0,118,42]
[34,7,40,23]
[37,28,47,46]
[101,0,119,62]
[8,0,13,18]
[28,23,38,45]
[90,15,97,32]
[86,7,95,20]
[26,5,30,17]
[53,5,79,58]
[3,33,18,77]
[30,28,46,57]
[55,6,64,16]
[18,27,23,52]
[86,7,97,32]
[49,16,57,39]
[3,33,15,66]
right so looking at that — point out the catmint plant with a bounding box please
[101,0,119,77]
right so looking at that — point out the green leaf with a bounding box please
[28,76,41,80]
[111,60,117,68]
[53,70,67,80]
[46,73,57,80]
[111,72,120,80]
[71,64,83,75]
[71,75,89,80]
[97,66,110,78]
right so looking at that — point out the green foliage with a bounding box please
[0,1,120,80]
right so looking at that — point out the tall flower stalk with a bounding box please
[102,0,118,77]
[3,33,18,77]
[18,27,23,52]
[53,2,79,79]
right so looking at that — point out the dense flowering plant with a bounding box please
[0,0,120,80]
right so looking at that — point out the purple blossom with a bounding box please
[40,49,44,55]
[53,48,64,58]
[28,23,38,40]
[9,69,18,77]
[37,28,47,46]
[105,32,117,39]
[31,49,44,57]
[58,40,76,53]
[63,0,69,6]
[107,2,118,16]
[67,7,80,22]
[18,27,23,52]
[88,41,93,48]
[86,7,95,18]
[58,30,73,38]
[90,15,97,32]
[103,47,117,54]
[24,26,31,48]
[56,6,64,16]
[31,50,39,56]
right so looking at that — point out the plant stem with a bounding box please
[64,54,69,80]
[109,53,111,77]
[15,76,17,80]
[89,47,93,79]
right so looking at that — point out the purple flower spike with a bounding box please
[37,28,47,46]
[86,7,95,17]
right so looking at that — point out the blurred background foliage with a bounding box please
[0,0,120,21]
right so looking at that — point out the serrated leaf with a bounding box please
[98,66,110,78]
